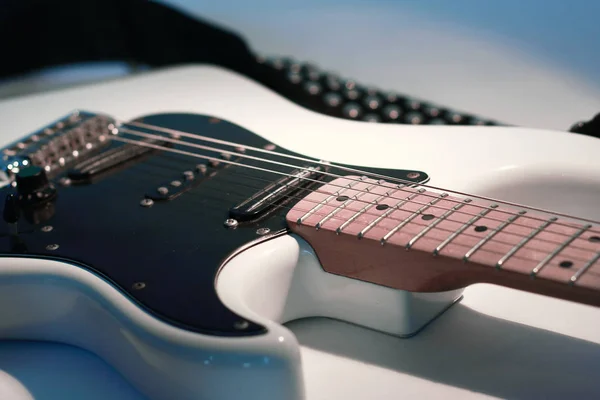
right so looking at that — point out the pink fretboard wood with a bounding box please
[286,176,600,307]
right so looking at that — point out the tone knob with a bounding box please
[15,165,56,204]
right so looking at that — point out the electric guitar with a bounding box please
[0,65,599,400]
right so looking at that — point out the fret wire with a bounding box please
[463,210,527,262]
[496,217,558,269]
[406,198,472,249]
[381,193,449,245]
[335,185,404,234]
[297,176,365,224]
[434,204,499,256]
[357,188,426,239]
[531,224,592,276]
[570,251,600,284]
[123,123,600,232]
[315,181,381,230]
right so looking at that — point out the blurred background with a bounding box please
[0,2,599,399]
[1,0,599,130]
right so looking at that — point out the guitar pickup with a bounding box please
[229,166,325,222]
[68,137,168,184]
[145,164,210,201]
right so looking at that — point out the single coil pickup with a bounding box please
[230,166,325,222]
[145,154,235,202]
[68,137,169,184]
[145,165,211,201]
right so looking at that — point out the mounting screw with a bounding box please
[233,320,249,330]
[41,225,53,233]
[59,177,72,186]
[46,244,59,251]
[263,143,276,151]
[209,118,221,124]
[140,198,154,207]
[132,282,146,290]
[256,227,270,236]
[224,218,238,229]
[406,172,421,179]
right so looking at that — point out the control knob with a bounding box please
[15,165,57,204]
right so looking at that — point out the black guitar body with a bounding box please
[0,112,427,337]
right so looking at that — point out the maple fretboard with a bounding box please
[286,176,600,306]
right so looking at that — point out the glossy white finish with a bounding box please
[0,257,302,400]
[0,66,598,399]
[217,234,463,337]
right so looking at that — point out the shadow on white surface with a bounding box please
[288,302,600,399]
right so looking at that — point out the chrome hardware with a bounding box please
[224,218,239,228]
[232,166,324,223]
[140,198,154,207]
[1,111,113,183]
[41,225,53,233]
[45,244,59,251]
[59,177,72,186]
[256,227,271,235]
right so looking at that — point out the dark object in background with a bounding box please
[0,0,598,135]
[570,113,600,138]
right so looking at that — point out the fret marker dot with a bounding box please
[589,236,600,243]
[559,261,573,269]
[376,204,390,211]
[474,225,487,232]
[421,214,435,221]
[336,195,349,202]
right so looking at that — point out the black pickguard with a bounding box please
[0,113,427,337]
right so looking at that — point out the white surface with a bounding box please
[0,65,598,399]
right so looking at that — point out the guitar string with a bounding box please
[162,150,596,253]
[131,152,597,273]
[122,120,600,227]
[113,132,600,250]
[116,125,600,238]
[176,164,598,264]
[111,135,600,266]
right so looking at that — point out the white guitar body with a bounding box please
[0,66,599,399]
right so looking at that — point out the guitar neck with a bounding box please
[286,176,600,307]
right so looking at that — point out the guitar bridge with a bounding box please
[0,111,113,182]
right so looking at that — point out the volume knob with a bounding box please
[15,165,56,204]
